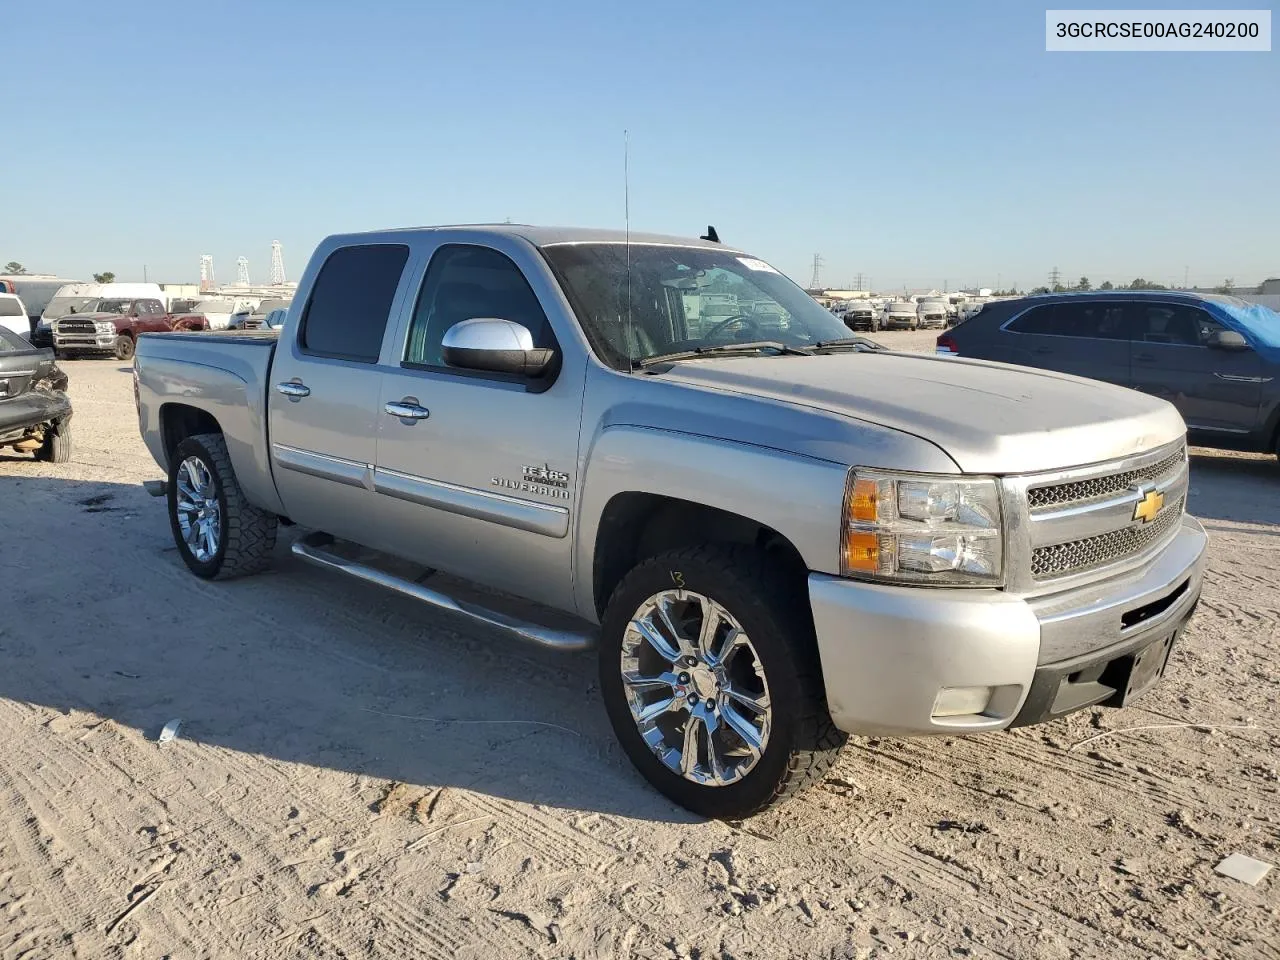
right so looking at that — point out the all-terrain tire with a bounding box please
[35,419,71,463]
[599,545,847,819]
[168,432,277,580]
[114,334,135,361]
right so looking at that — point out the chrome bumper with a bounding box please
[808,515,1206,736]
[53,334,116,350]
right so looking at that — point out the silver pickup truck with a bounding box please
[134,225,1206,819]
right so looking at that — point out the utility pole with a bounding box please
[1049,266,1062,289]
[143,264,148,283]
[1183,265,1189,290]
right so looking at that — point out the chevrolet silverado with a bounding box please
[134,225,1206,818]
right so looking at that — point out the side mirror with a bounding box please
[441,318,556,377]
[1208,329,1249,351]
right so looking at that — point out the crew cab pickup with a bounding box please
[54,297,208,360]
[134,225,1206,819]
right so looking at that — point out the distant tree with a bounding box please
[1051,283,1066,293]
[3,261,26,275]
[92,271,116,284]
[1030,285,1051,295]
[1128,278,1167,290]
[1214,278,1235,294]
[1076,276,1091,291]
[1099,280,1114,290]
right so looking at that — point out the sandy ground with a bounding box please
[1,331,1277,959]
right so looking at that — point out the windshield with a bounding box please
[0,298,23,317]
[43,296,98,319]
[1217,300,1280,349]
[94,299,130,314]
[542,243,851,367]
[887,302,915,313]
[920,300,946,309]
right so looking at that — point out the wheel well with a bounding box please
[592,493,808,618]
[160,403,222,467]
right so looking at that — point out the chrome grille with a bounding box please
[1028,445,1186,511]
[55,319,96,335]
[1031,497,1184,579]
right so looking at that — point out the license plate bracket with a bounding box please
[1119,631,1176,705]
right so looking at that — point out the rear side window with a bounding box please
[300,244,410,362]
[404,244,555,369]
[0,328,26,352]
[1008,302,1127,339]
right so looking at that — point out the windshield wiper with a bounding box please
[635,340,813,368]
[810,337,886,353]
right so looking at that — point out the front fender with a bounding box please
[572,424,849,620]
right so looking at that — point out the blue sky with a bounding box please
[6,0,1277,290]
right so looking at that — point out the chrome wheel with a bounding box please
[620,589,772,787]
[175,456,221,562]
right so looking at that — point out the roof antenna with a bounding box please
[624,129,635,371]
[700,225,720,243]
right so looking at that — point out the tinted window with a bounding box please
[1132,304,1218,346]
[301,244,409,362]
[405,245,554,368]
[1008,302,1127,339]
[0,298,23,317]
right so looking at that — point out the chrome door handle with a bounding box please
[276,381,311,399]
[384,399,430,421]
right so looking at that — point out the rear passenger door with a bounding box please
[268,243,414,541]
[999,301,1130,384]
[1127,302,1263,433]
[135,299,168,333]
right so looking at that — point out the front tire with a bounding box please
[114,334,135,361]
[168,432,278,579]
[599,545,846,819]
[35,419,71,463]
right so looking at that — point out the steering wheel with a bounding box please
[704,314,764,342]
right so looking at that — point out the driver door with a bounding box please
[371,241,584,611]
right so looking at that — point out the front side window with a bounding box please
[404,244,555,368]
[300,244,409,362]
[1132,304,1217,346]
[541,243,851,368]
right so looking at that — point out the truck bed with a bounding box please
[135,330,284,516]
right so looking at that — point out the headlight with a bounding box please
[842,469,1003,586]
[95,320,116,333]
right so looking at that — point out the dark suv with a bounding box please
[938,292,1280,457]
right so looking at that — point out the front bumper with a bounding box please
[808,515,1206,736]
[53,334,116,352]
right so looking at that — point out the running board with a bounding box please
[291,532,595,651]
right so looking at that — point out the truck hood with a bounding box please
[656,352,1185,474]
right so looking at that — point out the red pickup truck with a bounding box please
[51,297,208,360]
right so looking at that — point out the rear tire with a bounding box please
[599,545,846,819]
[168,432,277,580]
[35,419,71,463]
[114,334,135,361]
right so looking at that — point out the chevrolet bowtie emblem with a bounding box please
[1133,488,1165,524]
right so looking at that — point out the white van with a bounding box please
[35,282,168,344]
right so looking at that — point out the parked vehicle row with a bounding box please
[133,224,1205,820]
[939,291,1280,457]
